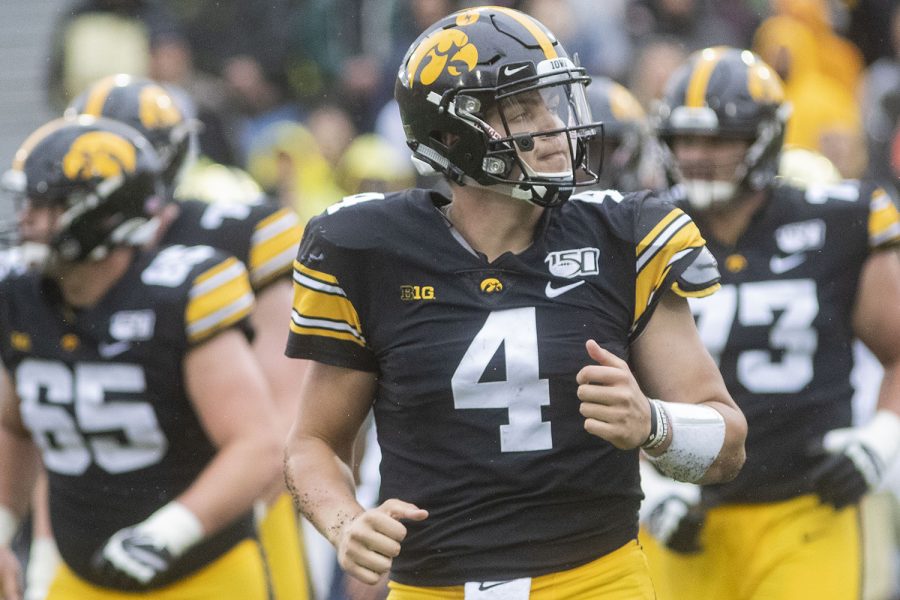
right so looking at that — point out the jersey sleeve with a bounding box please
[867,185,900,249]
[184,254,255,345]
[285,217,377,372]
[631,193,720,334]
[247,206,304,290]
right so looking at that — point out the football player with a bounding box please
[55,75,310,600]
[640,46,900,600]
[0,116,281,598]
[582,76,665,193]
[282,6,747,599]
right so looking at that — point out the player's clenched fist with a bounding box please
[337,499,428,585]
[577,339,652,449]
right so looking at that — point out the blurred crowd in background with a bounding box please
[11,1,900,598]
[44,0,900,226]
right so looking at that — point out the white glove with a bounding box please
[640,460,704,554]
[91,502,204,590]
[24,537,60,600]
[811,410,900,509]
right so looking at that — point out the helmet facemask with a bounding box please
[395,5,604,209]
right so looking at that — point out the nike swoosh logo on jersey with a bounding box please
[545,280,585,298]
[503,64,528,76]
[769,252,806,274]
[478,581,514,591]
[97,341,132,358]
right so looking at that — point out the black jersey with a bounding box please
[683,181,900,505]
[159,198,302,291]
[285,188,720,585]
[0,245,257,589]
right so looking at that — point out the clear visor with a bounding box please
[490,80,594,179]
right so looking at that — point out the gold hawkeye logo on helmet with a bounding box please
[407,28,479,86]
[62,131,137,182]
[139,85,183,130]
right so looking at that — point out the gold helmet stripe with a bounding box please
[11,118,68,171]
[685,47,728,108]
[490,6,558,59]
[83,75,124,117]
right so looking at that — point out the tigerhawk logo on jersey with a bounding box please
[545,248,600,278]
[109,310,156,341]
[10,331,31,351]
[479,278,503,294]
[775,219,825,254]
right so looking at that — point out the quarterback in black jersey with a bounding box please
[641,47,900,600]
[0,117,280,599]
[283,7,747,600]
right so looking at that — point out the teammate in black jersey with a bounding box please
[0,117,280,599]
[56,75,311,600]
[282,7,747,599]
[640,47,900,600]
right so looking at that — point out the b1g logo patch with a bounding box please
[400,285,435,301]
[545,247,600,278]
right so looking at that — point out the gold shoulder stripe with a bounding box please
[869,188,900,248]
[672,281,721,298]
[250,209,303,288]
[294,260,338,286]
[290,267,365,346]
[186,258,254,343]
[491,7,558,59]
[634,219,706,325]
[636,209,692,272]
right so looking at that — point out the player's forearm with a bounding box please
[642,394,746,485]
[876,356,900,416]
[284,434,363,548]
[693,399,747,484]
[176,432,281,535]
[0,426,40,518]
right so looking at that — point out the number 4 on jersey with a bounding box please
[451,307,552,452]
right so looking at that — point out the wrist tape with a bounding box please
[646,401,725,483]
[138,501,204,556]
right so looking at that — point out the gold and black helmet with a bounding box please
[395,6,601,207]
[4,116,165,261]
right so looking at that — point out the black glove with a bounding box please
[91,502,203,590]
[91,526,177,590]
[808,442,879,510]
[647,495,706,554]
[808,412,900,510]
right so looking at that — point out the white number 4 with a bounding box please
[452,308,552,452]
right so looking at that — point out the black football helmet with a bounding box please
[65,74,196,191]
[585,77,649,192]
[394,6,600,207]
[655,46,791,210]
[3,116,165,262]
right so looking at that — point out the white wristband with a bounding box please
[137,501,205,557]
[0,505,18,546]
[646,401,725,483]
